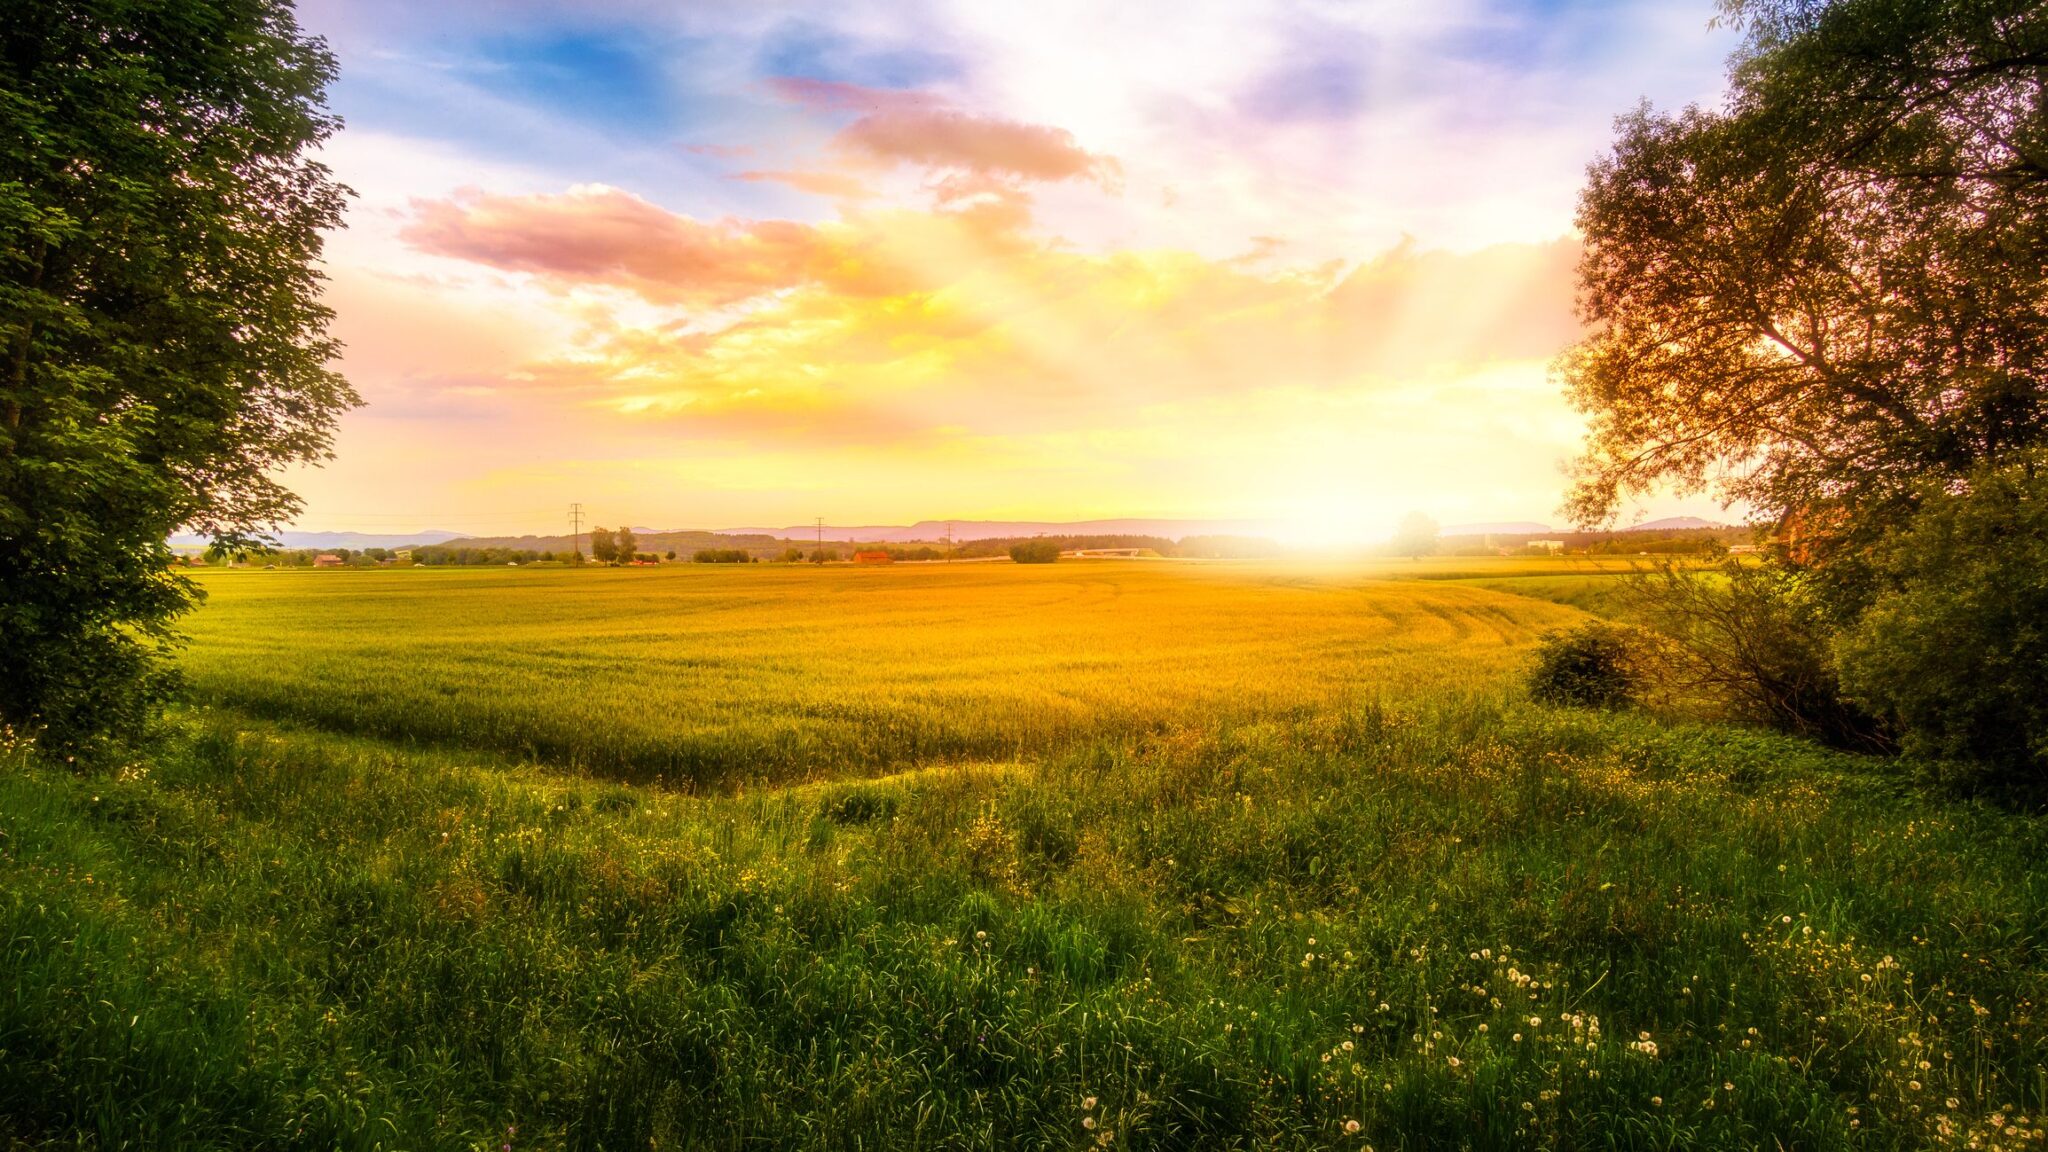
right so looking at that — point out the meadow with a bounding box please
[3,559,2044,1150]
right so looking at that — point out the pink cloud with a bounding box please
[769,77,1118,191]
[401,185,840,308]
[733,169,877,199]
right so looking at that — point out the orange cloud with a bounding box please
[398,187,1581,457]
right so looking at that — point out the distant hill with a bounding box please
[1625,516,1724,532]
[169,529,467,551]
[1440,521,1552,537]
[713,518,1271,544]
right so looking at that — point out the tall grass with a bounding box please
[6,560,2041,1148]
[4,701,2044,1149]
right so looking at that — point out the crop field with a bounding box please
[5,558,2045,1150]
[178,561,1594,786]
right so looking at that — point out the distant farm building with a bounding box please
[313,553,344,568]
[853,550,894,564]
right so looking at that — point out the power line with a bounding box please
[568,503,583,561]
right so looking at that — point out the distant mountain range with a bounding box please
[711,518,1273,544]
[1624,516,1725,531]
[1440,517,1727,537]
[168,529,466,550]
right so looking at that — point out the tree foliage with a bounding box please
[1008,540,1060,564]
[1392,512,1439,559]
[589,528,617,565]
[0,0,355,748]
[1836,454,2048,789]
[1563,0,2048,571]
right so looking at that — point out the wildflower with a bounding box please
[1909,1081,1922,1091]
[1083,1096,1096,1110]
[1342,1040,1354,1052]
[1529,1016,1541,1028]
[1478,1024,1488,1033]
[1513,1033,1523,1043]
[975,930,987,941]
[1344,1120,1361,1134]
[1651,1097,1662,1107]
[1724,1082,1735,1092]
[1447,1056,1461,1068]
[1083,1117,1097,1130]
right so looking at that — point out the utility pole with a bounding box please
[569,502,583,563]
[945,521,953,562]
[815,517,823,553]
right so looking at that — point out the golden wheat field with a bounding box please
[179,559,1602,784]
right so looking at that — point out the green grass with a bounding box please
[3,560,2044,1149]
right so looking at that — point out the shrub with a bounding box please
[1008,540,1060,564]
[1625,562,1889,753]
[1527,623,1645,708]
[1836,459,2048,794]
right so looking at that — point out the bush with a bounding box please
[1625,562,1889,753]
[1836,460,2048,794]
[693,549,751,564]
[1527,623,1645,708]
[1008,540,1060,564]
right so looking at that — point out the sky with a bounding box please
[285,0,1743,542]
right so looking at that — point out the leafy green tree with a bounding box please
[1562,0,2047,580]
[1392,513,1438,560]
[589,528,617,565]
[1837,455,2048,790]
[615,527,637,560]
[1,0,355,749]
[1008,540,1060,564]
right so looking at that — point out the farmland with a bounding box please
[4,559,2045,1149]
[175,560,1602,786]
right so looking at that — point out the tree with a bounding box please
[1392,512,1438,559]
[1009,540,1060,564]
[1836,454,2048,789]
[614,527,637,561]
[1,0,356,748]
[589,527,617,565]
[1562,0,2048,581]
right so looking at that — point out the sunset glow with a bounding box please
[292,0,1743,538]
